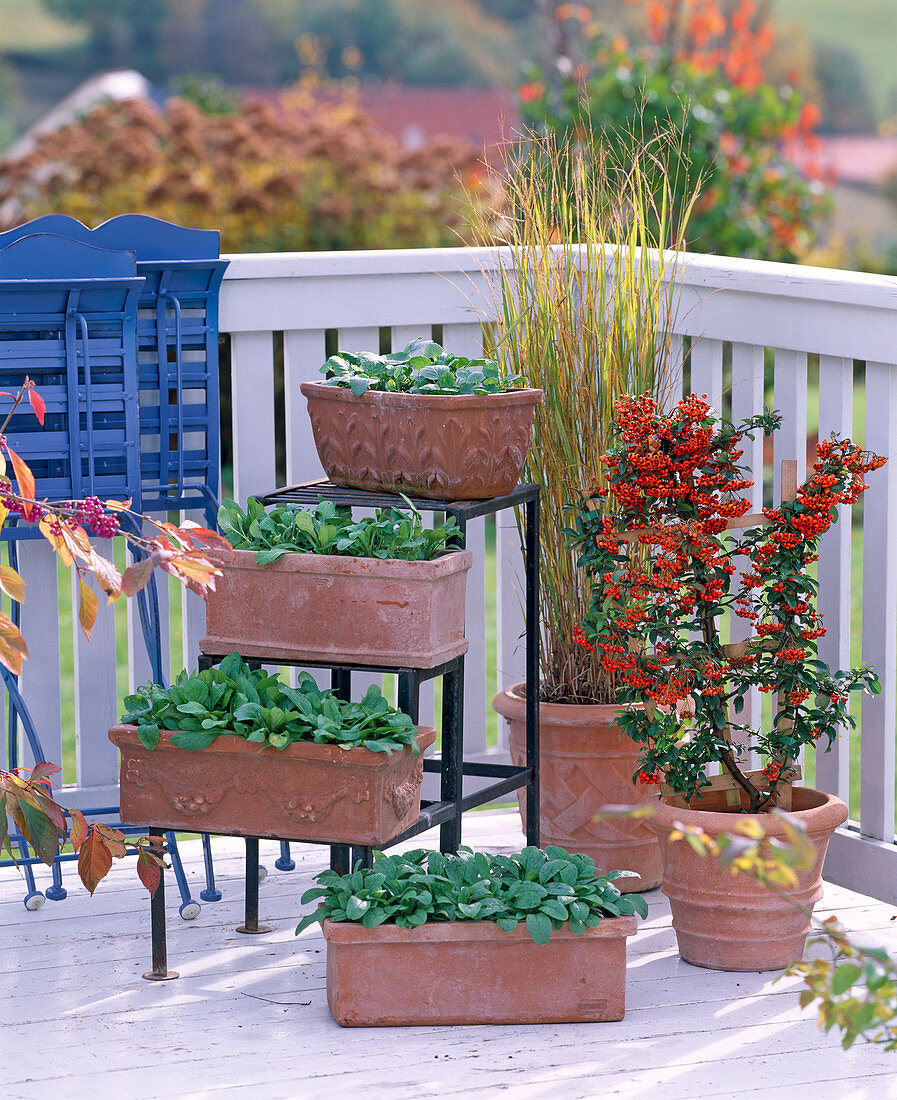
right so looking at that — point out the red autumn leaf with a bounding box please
[136,847,163,895]
[27,387,46,425]
[13,794,62,865]
[69,808,89,852]
[78,578,99,641]
[6,447,35,519]
[88,548,123,602]
[28,761,61,783]
[0,612,29,674]
[177,523,234,556]
[78,829,114,895]
[121,555,160,597]
[92,821,128,858]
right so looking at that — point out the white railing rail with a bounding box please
[6,245,897,903]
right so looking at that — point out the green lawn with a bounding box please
[774,0,897,119]
[0,0,86,51]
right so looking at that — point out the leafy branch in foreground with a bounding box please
[0,378,229,897]
[663,811,897,1051]
[0,762,165,896]
[296,845,647,945]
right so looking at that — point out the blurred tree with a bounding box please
[813,42,876,133]
[518,0,830,261]
[268,0,519,86]
[0,93,488,252]
[43,0,167,71]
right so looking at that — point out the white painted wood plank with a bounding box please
[688,336,723,411]
[728,343,765,752]
[390,323,429,351]
[772,348,808,502]
[860,361,897,841]
[334,326,384,701]
[3,814,897,1100]
[17,542,62,772]
[815,356,853,802]
[283,328,327,485]
[71,539,118,794]
[230,331,276,504]
[126,542,171,691]
[660,332,685,411]
[443,321,488,755]
[180,510,208,676]
[496,509,525,739]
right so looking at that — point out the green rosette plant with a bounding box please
[319,338,524,397]
[296,845,648,945]
[217,496,460,564]
[573,393,885,812]
[122,652,421,757]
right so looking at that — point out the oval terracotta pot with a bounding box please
[651,787,848,972]
[493,683,662,893]
[322,913,637,1026]
[300,381,543,500]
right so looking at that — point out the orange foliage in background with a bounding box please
[0,92,487,252]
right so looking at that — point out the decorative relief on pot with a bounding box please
[301,383,542,500]
[124,756,148,787]
[169,786,228,817]
[283,784,371,824]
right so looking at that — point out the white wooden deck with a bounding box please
[3,809,897,1100]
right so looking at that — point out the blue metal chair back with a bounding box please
[0,234,144,525]
[0,215,227,524]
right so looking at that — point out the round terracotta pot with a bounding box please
[493,683,662,893]
[651,787,848,972]
[300,381,543,500]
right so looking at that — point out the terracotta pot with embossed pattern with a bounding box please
[109,725,436,846]
[322,914,637,1026]
[651,787,847,971]
[300,381,543,500]
[494,684,661,892]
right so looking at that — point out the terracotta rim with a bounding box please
[493,682,623,727]
[300,381,543,411]
[651,787,848,837]
[109,724,437,767]
[206,546,472,578]
[322,914,637,943]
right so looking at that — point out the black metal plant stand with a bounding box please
[142,480,539,977]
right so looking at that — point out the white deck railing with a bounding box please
[6,246,897,903]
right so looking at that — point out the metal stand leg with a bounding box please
[200,833,222,901]
[275,841,295,871]
[330,846,351,874]
[525,495,541,847]
[440,661,464,854]
[144,828,178,980]
[236,837,272,934]
[352,846,374,870]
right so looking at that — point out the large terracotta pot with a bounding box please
[493,684,662,892]
[651,786,848,972]
[300,381,543,500]
[109,725,436,847]
[200,547,472,668]
[322,914,637,1026]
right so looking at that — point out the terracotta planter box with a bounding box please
[651,786,848,972]
[200,547,472,669]
[108,724,436,847]
[300,381,543,500]
[495,683,662,892]
[322,914,637,1026]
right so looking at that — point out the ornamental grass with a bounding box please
[476,127,696,705]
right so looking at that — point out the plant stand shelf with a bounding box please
[141,481,540,979]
